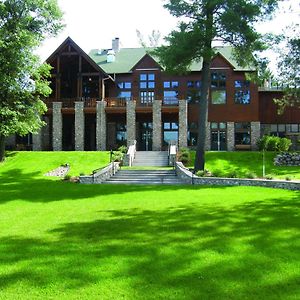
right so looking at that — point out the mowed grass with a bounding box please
[0,152,299,299]
[189,151,300,179]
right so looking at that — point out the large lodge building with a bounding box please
[6,37,300,152]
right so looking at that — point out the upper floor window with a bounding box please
[211,72,226,104]
[140,74,155,89]
[117,81,131,100]
[187,81,201,88]
[235,80,250,104]
[164,81,179,88]
[118,82,131,89]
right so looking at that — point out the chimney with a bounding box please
[112,37,120,53]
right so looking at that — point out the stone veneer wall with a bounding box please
[126,101,136,147]
[175,162,300,190]
[227,122,235,151]
[152,100,162,151]
[52,102,62,151]
[75,102,84,151]
[274,152,300,166]
[178,100,188,148]
[96,101,107,151]
[251,122,261,150]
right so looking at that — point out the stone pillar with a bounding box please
[75,101,84,151]
[152,100,162,151]
[227,122,235,151]
[52,102,62,151]
[178,100,188,148]
[32,130,43,151]
[205,122,211,151]
[126,100,136,147]
[96,101,107,151]
[251,121,261,150]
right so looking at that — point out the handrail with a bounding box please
[127,140,137,167]
[168,142,177,168]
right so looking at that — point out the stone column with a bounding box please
[152,100,162,151]
[178,100,188,148]
[52,102,62,151]
[251,121,261,150]
[205,122,211,151]
[227,122,235,151]
[126,100,136,147]
[32,130,43,151]
[96,101,107,151]
[75,101,84,151]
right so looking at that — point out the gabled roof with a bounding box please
[89,46,255,74]
[46,37,108,76]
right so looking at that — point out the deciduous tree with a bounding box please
[155,0,280,171]
[0,0,63,161]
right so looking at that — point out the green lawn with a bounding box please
[189,151,300,179]
[0,152,299,299]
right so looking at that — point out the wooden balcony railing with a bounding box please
[105,98,129,107]
[44,98,100,109]
[162,98,179,106]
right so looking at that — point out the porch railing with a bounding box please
[44,98,100,109]
[105,98,129,107]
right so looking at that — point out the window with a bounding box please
[290,124,299,133]
[187,81,201,88]
[211,122,227,151]
[117,81,132,100]
[139,74,155,103]
[117,82,131,89]
[140,91,154,104]
[235,80,250,104]
[164,80,179,105]
[116,123,127,146]
[235,122,251,146]
[140,73,155,89]
[211,72,226,104]
[163,122,179,146]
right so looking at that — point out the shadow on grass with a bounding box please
[0,168,205,204]
[0,194,299,298]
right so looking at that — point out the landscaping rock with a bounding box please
[274,152,300,166]
[44,164,70,177]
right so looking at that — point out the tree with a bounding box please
[0,0,63,161]
[154,0,280,172]
[274,34,300,113]
[136,29,162,47]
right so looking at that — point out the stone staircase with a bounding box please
[104,169,184,185]
[133,151,169,167]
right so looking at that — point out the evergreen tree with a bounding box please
[155,0,280,171]
[0,0,63,161]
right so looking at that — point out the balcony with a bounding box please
[163,97,179,106]
[44,98,100,109]
[105,97,131,107]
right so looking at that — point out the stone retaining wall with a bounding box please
[274,152,300,166]
[175,162,300,190]
[79,162,120,184]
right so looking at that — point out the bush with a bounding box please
[227,170,238,178]
[118,145,127,154]
[178,148,191,165]
[196,169,211,177]
[278,138,292,152]
[246,172,257,179]
[212,169,225,177]
[257,135,292,152]
[285,176,292,181]
[112,151,123,162]
[265,174,274,180]
[63,174,71,181]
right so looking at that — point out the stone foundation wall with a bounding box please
[175,162,300,190]
[274,152,300,166]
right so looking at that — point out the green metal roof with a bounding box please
[89,46,254,74]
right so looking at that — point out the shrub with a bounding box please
[278,138,292,152]
[257,135,291,152]
[265,174,274,180]
[118,145,127,154]
[196,169,211,177]
[227,170,238,178]
[285,176,292,181]
[178,148,191,165]
[246,172,257,179]
[212,169,225,177]
[112,151,124,162]
[63,174,71,181]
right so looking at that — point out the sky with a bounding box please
[37,0,299,69]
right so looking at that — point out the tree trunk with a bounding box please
[194,59,211,172]
[0,134,5,162]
